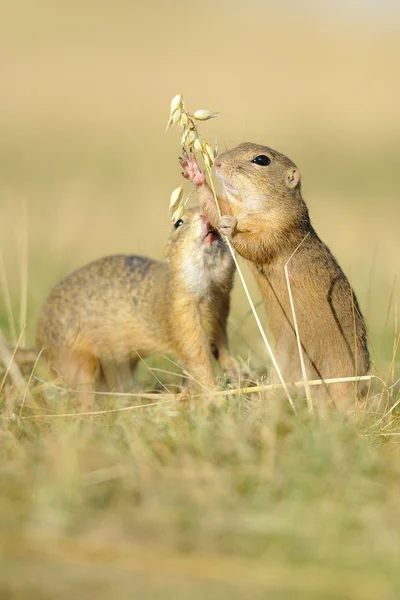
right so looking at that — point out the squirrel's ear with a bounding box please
[163,242,170,257]
[285,167,300,189]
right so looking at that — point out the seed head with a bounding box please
[181,127,197,147]
[193,138,203,153]
[169,185,184,211]
[193,109,218,121]
[170,94,183,113]
[166,94,184,132]
[203,153,212,168]
[180,113,189,129]
[202,142,215,165]
[181,128,191,146]
[185,129,197,149]
[172,108,181,125]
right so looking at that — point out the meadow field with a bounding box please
[1,1,400,597]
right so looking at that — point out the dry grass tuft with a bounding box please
[1,360,400,598]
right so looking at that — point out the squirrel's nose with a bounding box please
[214,161,221,168]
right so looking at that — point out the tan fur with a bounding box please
[192,142,370,410]
[21,208,235,405]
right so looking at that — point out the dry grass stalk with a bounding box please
[20,399,172,420]
[0,248,17,344]
[166,93,295,410]
[211,374,376,397]
[166,94,220,223]
[284,232,313,413]
[225,239,295,412]
[0,326,35,406]
[15,200,29,347]
[19,347,44,416]
[133,349,173,394]
[16,375,376,421]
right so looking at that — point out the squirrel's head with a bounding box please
[214,142,303,216]
[165,207,226,255]
[165,207,235,297]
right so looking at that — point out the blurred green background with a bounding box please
[1,0,399,372]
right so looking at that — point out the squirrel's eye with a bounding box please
[251,155,271,166]
[174,219,184,229]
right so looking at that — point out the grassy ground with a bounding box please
[1,1,400,598]
[1,386,400,599]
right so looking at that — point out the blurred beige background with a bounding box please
[1,0,399,372]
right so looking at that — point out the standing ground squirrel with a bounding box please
[181,143,370,408]
[15,208,236,404]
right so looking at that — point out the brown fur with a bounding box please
[188,142,370,409]
[19,208,236,405]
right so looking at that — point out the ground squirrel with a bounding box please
[14,208,236,404]
[181,143,370,408]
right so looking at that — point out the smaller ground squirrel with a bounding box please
[15,208,236,404]
[181,143,370,409]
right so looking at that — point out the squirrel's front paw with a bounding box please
[180,153,205,186]
[218,215,237,238]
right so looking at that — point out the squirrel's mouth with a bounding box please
[204,229,219,245]
[203,224,220,246]
[199,214,222,246]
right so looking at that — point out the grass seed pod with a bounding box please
[180,113,189,129]
[169,185,184,211]
[185,129,197,149]
[170,94,183,113]
[172,108,181,125]
[193,138,203,153]
[193,109,218,121]
[203,142,215,165]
